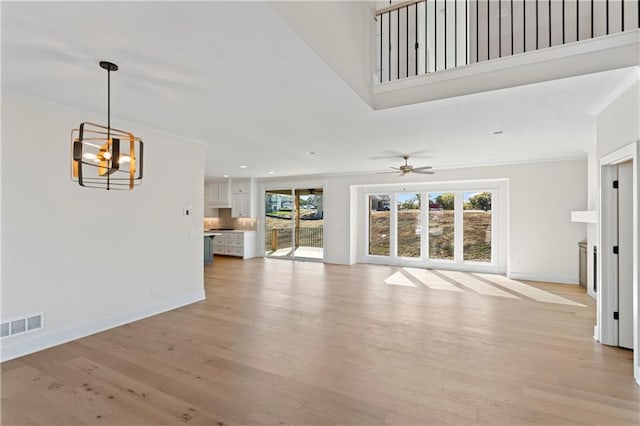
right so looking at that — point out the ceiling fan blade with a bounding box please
[389,166,401,170]
[412,165,433,171]
[375,171,400,174]
[413,170,435,174]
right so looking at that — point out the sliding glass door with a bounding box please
[265,188,324,260]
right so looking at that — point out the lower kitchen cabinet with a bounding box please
[212,231,256,259]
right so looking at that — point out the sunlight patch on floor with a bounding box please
[383,268,586,306]
[403,268,463,292]
[476,273,586,307]
[437,270,519,299]
[384,271,416,287]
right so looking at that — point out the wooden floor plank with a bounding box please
[2,257,638,425]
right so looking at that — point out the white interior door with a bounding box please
[618,161,633,350]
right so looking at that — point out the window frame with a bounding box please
[361,181,503,273]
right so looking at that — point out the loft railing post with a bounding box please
[511,0,514,54]
[487,0,490,60]
[499,0,502,58]
[536,0,539,50]
[549,0,552,47]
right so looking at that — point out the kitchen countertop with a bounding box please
[203,232,222,237]
[204,229,256,234]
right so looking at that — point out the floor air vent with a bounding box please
[1,313,44,338]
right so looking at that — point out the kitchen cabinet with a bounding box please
[231,193,251,218]
[205,181,230,207]
[230,178,255,218]
[231,181,250,194]
[212,231,256,259]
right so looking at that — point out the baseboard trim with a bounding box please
[507,272,579,285]
[0,290,205,363]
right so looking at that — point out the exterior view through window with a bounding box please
[397,193,420,258]
[429,192,455,260]
[369,195,390,255]
[368,189,494,264]
[463,191,492,262]
[265,188,323,259]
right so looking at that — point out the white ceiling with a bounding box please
[2,1,636,179]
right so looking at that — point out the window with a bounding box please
[463,191,492,263]
[428,192,455,260]
[397,193,421,258]
[369,194,390,255]
[365,187,498,268]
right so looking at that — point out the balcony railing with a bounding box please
[267,227,324,251]
[376,0,640,83]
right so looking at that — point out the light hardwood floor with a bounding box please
[2,258,638,425]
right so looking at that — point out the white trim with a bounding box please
[454,192,464,263]
[361,255,505,274]
[0,290,205,362]
[507,272,579,285]
[265,156,587,181]
[259,181,326,262]
[361,183,504,271]
[598,140,640,386]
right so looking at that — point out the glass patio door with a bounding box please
[265,188,324,260]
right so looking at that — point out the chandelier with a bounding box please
[71,61,143,190]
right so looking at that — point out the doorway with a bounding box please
[264,188,324,260]
[598,141,638,385]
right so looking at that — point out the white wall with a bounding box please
[268,1,374,105]
[259,159,587,284]
[597,81,640,157]
[326,159,587,284]
[1,92,206,361]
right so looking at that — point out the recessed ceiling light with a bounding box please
[492,130,504,135]
[268,171,275,175]
[223,174,229,178]
[240,165,247,169]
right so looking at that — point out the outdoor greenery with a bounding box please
[464,191,492,211]
[434,193,454,210]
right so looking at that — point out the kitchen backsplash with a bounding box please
[204,216,257,231]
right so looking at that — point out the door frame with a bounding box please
[261,182,325,262]
[598,140,639,385]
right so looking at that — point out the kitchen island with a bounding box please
[203,232,221,264]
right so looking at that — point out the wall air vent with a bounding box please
[1,313,44,338]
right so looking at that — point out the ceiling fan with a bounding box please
[378,156,434,177]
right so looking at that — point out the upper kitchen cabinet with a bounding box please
[231,181,250,194]
[230,178,256,218]
[231,193,251,218]
[205,180,231,208]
